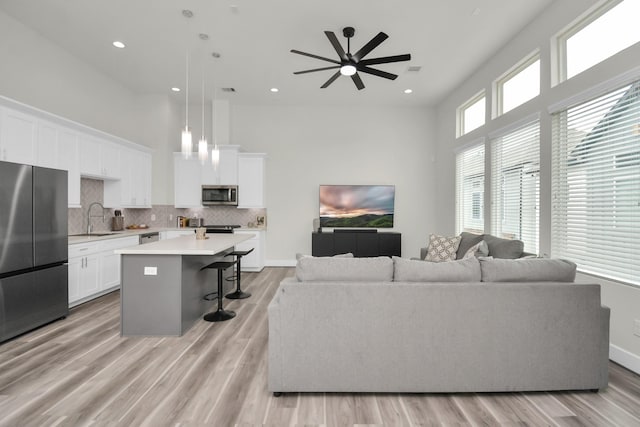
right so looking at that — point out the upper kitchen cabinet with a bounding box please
[0,106,37,165]
[174,153,203,208]
[238,153,266,208]
[104,147,152,208]
[36,120,82,207]
[79,136,120,180]
[201,145,239,185]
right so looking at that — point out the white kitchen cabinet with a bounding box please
[79,136,120,179]
[201,145,239,185]
[68,236,139,306]
[0,106,37,165]
[234,230,265,272]
[68,243,101,306]
[36,120,82,207]
[174,153,203,208]
[104,148,152,208]
[57,128,81,207]
[238,153,266,208]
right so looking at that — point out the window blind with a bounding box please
[552,81,640,285]
[491,121,540,254]
[456,143,485,234]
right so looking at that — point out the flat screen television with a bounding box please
[319,185,395,228]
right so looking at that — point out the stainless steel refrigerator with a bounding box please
[0,160,68,342]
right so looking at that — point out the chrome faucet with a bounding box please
[86,202,105,235]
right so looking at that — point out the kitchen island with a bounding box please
[115,233,251,336]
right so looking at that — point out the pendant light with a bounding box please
[198,62,208,164]
[181,52,192,158]
[211,84,220,169]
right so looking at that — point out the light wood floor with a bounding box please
[1,267,639,426]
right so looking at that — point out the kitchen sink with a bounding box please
[70,233,119,237]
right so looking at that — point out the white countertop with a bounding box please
[114,233,251,255]
[68,227,266,245]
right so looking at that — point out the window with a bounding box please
[457,92,485,137]
[552,81,640,285]
[557,0,640,83]
[491,121,540,254]
[495,53,540,116]
[456,143,485,234]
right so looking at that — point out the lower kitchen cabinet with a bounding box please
[234,230,265,272]
[68,236,139,307]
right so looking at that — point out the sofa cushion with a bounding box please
[425,234,461,262]
[296,256,394,282]
[393,256,481,282]
[479,258,577,282]
[483,234,524,259]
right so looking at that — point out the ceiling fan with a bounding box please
[291,27,411,90]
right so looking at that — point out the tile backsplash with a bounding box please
[69,178,266,234]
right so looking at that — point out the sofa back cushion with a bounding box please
[393,256,481,282]
[296,256,394,282]
[480,258,577,282]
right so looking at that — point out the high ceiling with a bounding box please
[0,0,556,107]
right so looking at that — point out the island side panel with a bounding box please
[179,254,232,334]
[121,254,183,336]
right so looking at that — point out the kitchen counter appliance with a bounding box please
[0,160,68,343]
[202,185,238,206]
[204,225,241,234]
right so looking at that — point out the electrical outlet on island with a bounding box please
[634,319,640,338]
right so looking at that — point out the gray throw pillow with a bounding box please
[393,256,481,282]
[479,258,577,282]
[455,232,484,259]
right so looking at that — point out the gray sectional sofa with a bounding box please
[268,256,609,394]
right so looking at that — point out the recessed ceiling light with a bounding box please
[270,88,279,93]
[404,89,413,94]
[171,87,181,92]
[112,41,125,49]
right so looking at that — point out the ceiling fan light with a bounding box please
[340,65,357,76]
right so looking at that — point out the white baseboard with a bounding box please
[266,259,296,267]
[610,344,640,375]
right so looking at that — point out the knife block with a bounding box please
[112,217,124,231]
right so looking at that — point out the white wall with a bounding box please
[0,10,175,205]
[231,104,436,263]
[434,0,640,372]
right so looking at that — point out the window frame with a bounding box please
[456,90,486,138]
[493,51,541,118]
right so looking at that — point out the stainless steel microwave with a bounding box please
[202,185,238,206]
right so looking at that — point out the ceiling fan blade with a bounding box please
[352,32,388,61]
[321,71,342,88]
[358,66,398,80]
[324,31,347,61]
[359,54,411,66]
[351,73,365,90]
[290,49,341,65]
[294,66,341,75]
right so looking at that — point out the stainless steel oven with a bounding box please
[201,185,238,206]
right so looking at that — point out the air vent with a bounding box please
[407,66,422,72]
[221,88,236,93]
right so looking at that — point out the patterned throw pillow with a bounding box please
[424,234,461,262]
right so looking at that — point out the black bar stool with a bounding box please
[225,248,254,300]
[201,260,237,322]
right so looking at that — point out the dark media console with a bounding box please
[312,231,401,257]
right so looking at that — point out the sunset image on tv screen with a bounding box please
[319,185,395,228]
